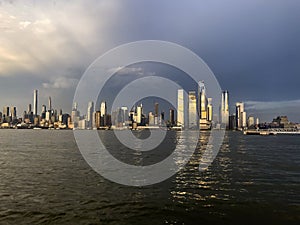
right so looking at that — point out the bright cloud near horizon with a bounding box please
[0,0,300,122]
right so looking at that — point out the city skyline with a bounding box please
[0,86,298,131]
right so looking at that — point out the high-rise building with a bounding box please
[188,91,197,129]
[33,89,38,116]
[198,81,211,130]
[169,108,175,126]
[71,102,80,127]
[229,114,237,130]
[2,106,9,117]
[100,101,107,117]
[198,81,207,120]
[28,104,32,114]
[121,107,128,125]
[207,98,213,122]
[221,91,229,127]
[248,116,255,128]
[136,104,142,124]
[154,102,159,125]
[148,112,155,125]
[87,101,94,128]
[10,106,17,119]
[256,118,260,126]
[177,89,184,127]
[236,102,247,130]
[42,105,47,113]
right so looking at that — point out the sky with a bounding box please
[0,0,300,122]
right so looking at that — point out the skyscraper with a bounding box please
[100,101,107,117]
[236,102,246,130]
[207,98,213,122]
[199,81,211,130]
[87,101,94,128]
[33,89,38,116]
[177,89,184,128]
[188,91,197,129]
[169,108,175,126]
[10,107,17,119]
[154,102,159,125]
[136,104,142,124]
[221,91,229,127]
[2,106,9,118]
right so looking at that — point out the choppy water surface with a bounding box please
[0,130,299,224]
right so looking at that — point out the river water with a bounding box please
[0,130,299,224]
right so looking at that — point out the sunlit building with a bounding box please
[33,89,38,116]
[188,91,197,129]
[221,91,229,127]
[236,102,247,130]
[177,89,184,128]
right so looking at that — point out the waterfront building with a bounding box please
[229,114,236,130]
[236,102,247,130]
[87,101,94,128]
[177,89,184,128]
[248,116,255,128]
[188,91,197,129]
[198,81,211,130]
[221,91,229,127]
[33,89,38,116]
[169,108,175,126]
[100,101,107,117]
[207,98,213,122]
[136,104,142,124]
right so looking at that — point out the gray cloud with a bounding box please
[0,0,299,121]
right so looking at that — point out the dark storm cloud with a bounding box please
[0,0,299,121]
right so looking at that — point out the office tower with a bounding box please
[161,111,164,121]
[2,106,9,117]
[198,81,207,120]
[177,89,184,127]
[121,107,128,125]
[236,102,246,130]
[87,101,94,128]
[221,91,229,127]
[136,104,142,124]
[33,89,38,116]
[71,102,80,127]
[48,97,52,111]
[100,101,107,117]
[42,105,47,113]
[46,111,51,121]
[256,118,260,126]
[169,109,175,126]
[10,107,17,119]
[248,116,255,128]
[94,111,101,128]
[207,98,213,122]
[188,91,197,129]
[199,81,211,130]
[148,112,155,125]
[229,115,237,130]
[154,102,159,125]
[28,104,32,114]
[242,111,247,128]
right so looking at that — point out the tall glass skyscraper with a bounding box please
[177,89,184,128]
[188,91,197,129]
[221,90,229,127]
[33,89,38,116]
